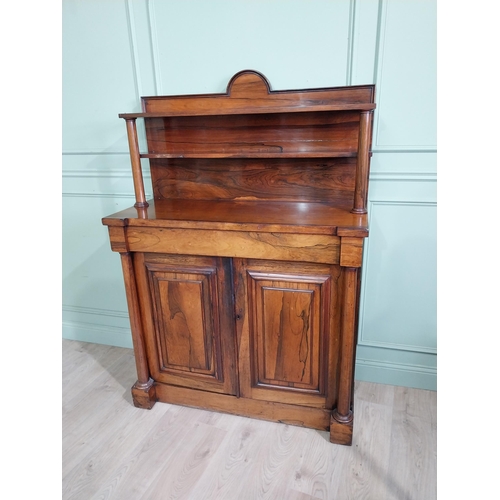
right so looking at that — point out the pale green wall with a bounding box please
[62,0,436,390]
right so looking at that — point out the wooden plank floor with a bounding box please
[62,339,436,500]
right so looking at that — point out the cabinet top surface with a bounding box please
[102,199,368,237]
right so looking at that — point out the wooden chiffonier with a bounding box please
[102,70,375,445]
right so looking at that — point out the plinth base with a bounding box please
[131,378,156,409]
[329,413,354,445]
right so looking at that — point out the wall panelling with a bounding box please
[62,0,437,389]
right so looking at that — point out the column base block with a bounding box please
[131,378,156,409]
[329,414,354,445]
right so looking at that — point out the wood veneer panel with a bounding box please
[134,254,237,395]
[146,266,218,377]
[127,228,341,265]
[144,112,360,157]
[102,199,369,237]
[235,259,341,409]
[150,158,356,204]
[258,286,319,389]
[250,273,326,394]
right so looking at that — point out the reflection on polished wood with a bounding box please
[103,198,368,236]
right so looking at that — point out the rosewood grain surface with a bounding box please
[125,118,149,208]
[147,266,218,376]
[234,259,341,410]
[150,158,357,204]
[144,112,361,157]
[102,199,369,237]
[119,252,155,409]
[352,111,373,214]
[134,253,238,396]
[126,228,341,265]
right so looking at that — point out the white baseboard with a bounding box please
[62,321,133,349]
[355,357,436,391]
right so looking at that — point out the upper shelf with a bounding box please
[119,103,375,119]
[119,70,375,119]
[140,152,358,159]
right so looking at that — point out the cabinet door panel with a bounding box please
[256,279,320,391]
[235,259,341,408]
[150,269,216,376]
[135,253,237,395]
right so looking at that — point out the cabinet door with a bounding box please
[234,259,341,408]
[135,253,237,395]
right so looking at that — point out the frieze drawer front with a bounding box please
[126,227,341,265]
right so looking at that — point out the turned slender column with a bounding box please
[124,118,149,209]
[352,111,373,214]
[332,267,358,423]
[120,252,155,408]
